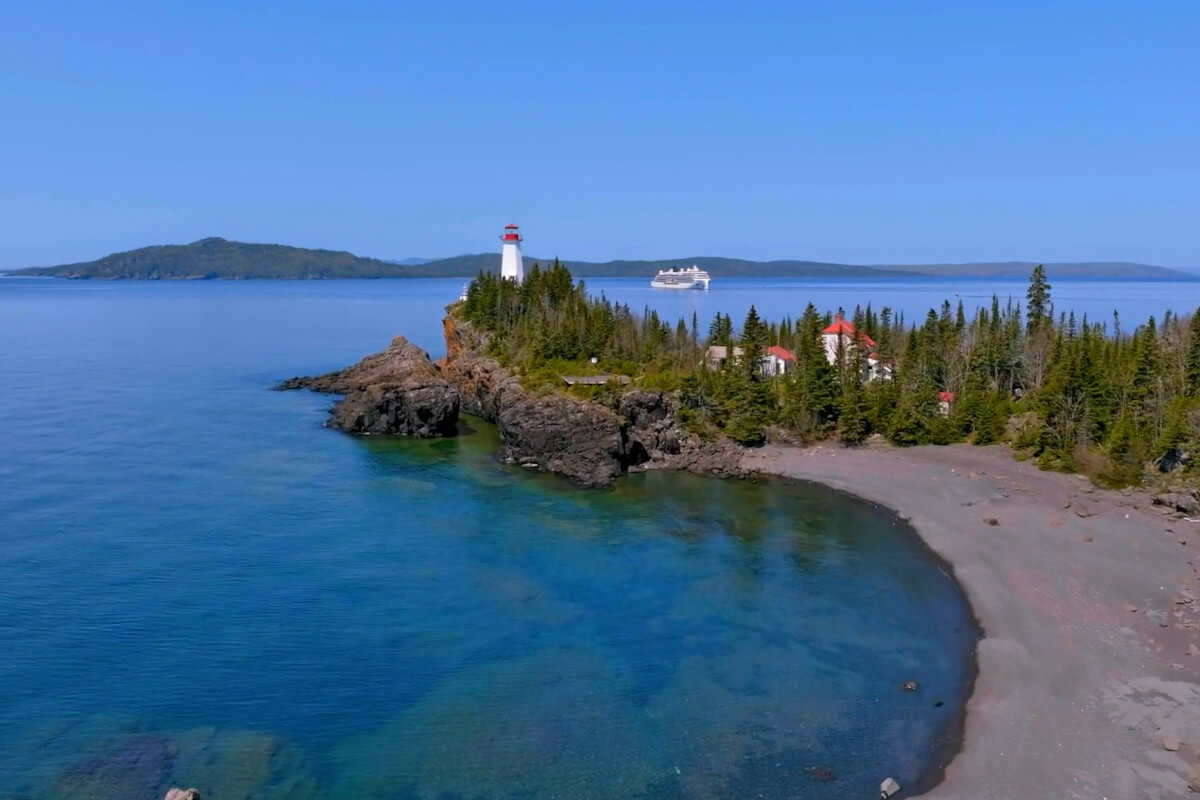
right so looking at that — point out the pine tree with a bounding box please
[707,313,733,348]
[739,305,770,380]
[1026,264,1051,334]
[877,307,894,360]
[838,368,870,445]
[1186,310,1200,394]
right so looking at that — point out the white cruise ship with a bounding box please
[650,265,711,290]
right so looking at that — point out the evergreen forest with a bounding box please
[460,261,1200,488]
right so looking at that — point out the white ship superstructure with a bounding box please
[650,265,711,289]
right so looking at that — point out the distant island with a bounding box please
[5,236,1195,281]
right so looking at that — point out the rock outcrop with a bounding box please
[279,317,745,487]
[441,316,746,487]
[1153,489,1200,516]
[277,336,459,436]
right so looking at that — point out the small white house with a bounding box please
[760,345,796,377]
[866,354,894,382]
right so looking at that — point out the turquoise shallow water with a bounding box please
[0,278,977,799]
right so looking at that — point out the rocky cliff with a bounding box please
[276,336,459,436]
[440,316,745,487]
[279,317,744,487]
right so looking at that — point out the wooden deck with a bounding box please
[561,374,631,386]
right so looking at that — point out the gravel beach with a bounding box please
[747,442,1200,799]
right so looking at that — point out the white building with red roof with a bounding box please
[761,345,795,377]
[821,313,874,364]
[820,313,892,381]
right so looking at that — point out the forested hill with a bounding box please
[8,238,1195,280]
[9,238,424,279]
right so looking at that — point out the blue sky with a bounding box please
[2,1,1197,268]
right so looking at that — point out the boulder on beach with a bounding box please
[1153,490,1200,516]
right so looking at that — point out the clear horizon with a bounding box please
[3,1,1198,269]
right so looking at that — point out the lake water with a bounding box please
[583,276,1200,332]
[0,277,986,799]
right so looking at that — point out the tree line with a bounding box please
[460,262,1200,487]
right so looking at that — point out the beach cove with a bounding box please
[748,442,1200,798]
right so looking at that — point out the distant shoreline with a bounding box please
[7,237,1196,281]
[7,272,1200,283]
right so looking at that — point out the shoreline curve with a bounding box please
[764,471,982,796]
[746,442,1200,799]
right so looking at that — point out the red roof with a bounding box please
[821,314,876,347]
[938,391,955,403]
[766,345,795,361]
[505,224,519,229]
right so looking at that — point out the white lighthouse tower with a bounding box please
[499,223,524,283]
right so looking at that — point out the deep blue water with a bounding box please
[0,278,983,800]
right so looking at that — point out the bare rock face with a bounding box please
[280,316,746,486]
[616,391,745,479]
[440,334,626,486]
[441,317,746,487]
[277,336,459,437]
[498,391,628,487]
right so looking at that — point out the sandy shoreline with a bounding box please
[746,442,1200,799]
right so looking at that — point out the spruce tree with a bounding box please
[1026,265,1051,334]
[740,305,770,379]
[877,307,894,360]
[1186,310,1200,394]
[838,359,870,445]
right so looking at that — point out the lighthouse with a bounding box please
[500,224,524,283]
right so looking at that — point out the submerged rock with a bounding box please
[278,336,459,437]
[58,734,173,800]
[164,790,200,800]
[808,765,835,782]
